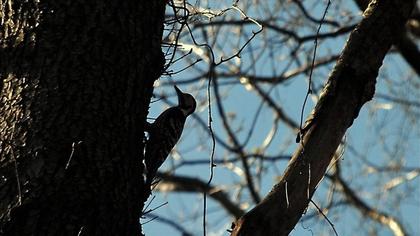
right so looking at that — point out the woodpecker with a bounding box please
[144,85,196,186]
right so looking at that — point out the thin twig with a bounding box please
[310,200,339,236]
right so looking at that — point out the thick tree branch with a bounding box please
[354,0,420,76]
[230,1,415,235]
[154,172,245,219]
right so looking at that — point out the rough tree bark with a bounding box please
[231,0,415,235]
[1,1,165,235]
[354,0,420,76]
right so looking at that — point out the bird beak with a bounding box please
[174,85,183,97]
[174,85,184,104]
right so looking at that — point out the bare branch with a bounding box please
[154,172,245,219]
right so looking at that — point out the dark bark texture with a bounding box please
[0,1,165,235]
[231,0,415,235]
[354,0,420,76]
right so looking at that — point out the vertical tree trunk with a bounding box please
[0,1,165,235]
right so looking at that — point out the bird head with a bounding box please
[174,85,196,116]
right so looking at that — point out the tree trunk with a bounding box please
[0,1,165,235]
[230,0,415,235]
